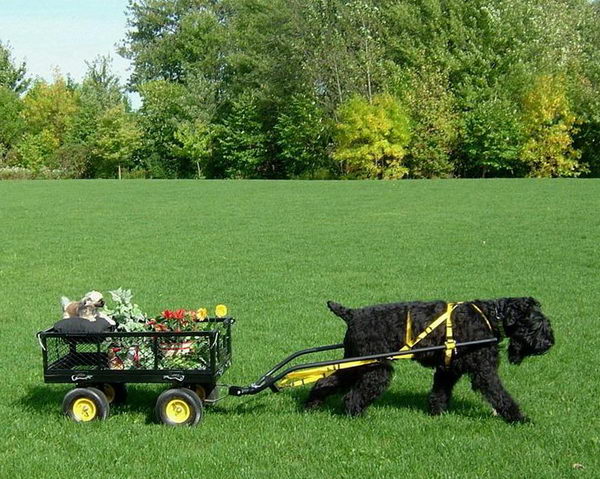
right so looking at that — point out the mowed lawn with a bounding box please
[0,179,598,479]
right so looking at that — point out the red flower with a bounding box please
[174,309,186,320]
[162,310,174,319]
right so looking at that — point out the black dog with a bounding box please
[305,298,554,423]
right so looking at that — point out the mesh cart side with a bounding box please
[38,318,233,386]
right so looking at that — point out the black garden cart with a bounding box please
[37,317,233,426]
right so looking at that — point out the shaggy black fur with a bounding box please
[305,297,554,423]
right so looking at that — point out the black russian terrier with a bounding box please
[305,298,554,423]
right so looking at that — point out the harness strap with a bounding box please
[469,303,492,331]
[404,311,413,347]
[402,302,493,367]
[444,303,457,366]
[399,306,452,353]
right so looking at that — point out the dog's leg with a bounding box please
[343,363,393,417]
[428,367,462,415]
[469,367,526,423]
[305,371,353,410]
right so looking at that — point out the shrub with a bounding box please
[519,75,585,177]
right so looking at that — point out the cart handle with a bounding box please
[247,343,344,391]
[229,337,498,397]
[36,331,47,351]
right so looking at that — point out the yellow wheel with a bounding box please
[165,399,191,424]
[72,398,97,422]
[155,388,203,426]
[63,387,109,423]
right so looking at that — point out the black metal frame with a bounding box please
[228,337,498,396]
[37,318,234,386]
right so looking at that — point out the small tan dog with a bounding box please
[61,291,114,325]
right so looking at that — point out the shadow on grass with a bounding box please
[17,385,161,424]
[18,384,493,423]
[287,387,491,420]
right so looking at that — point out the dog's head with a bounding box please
[501,297,554,365]
[83,291,105,308]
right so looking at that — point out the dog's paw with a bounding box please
[343,399,367,417]
[428,408,447,416]
[503,412,529,424]
[511,415,531,425]
[304,400,324,411]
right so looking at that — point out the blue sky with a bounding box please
[0,0,132,84]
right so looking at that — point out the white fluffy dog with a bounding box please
[61,291,115,325]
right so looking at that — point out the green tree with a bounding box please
[333,93,411,179]
[400,67,459,178]
[274,94,331,178]
[460,95,524,177]
[136,79,190,177]
[88,105,143,177]
[0,86,24,160]
[214,92,269,178]
[120,0,226,86]
[172,119,213,178]
[68,56,133,176]
[292,0,387,113]
[0,41,29,94]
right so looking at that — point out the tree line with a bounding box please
[1,0,600,180]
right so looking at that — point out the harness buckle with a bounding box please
[445,339,457,351]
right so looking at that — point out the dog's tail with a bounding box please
[327,300,353,323]
[60,296,71,310]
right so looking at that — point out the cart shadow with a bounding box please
[17,386,66,416]
[287,388,489,420]
[18,385,163,424]
[207,396,270,416]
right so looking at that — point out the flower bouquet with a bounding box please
[100,288,229,371]
[147,306,228,370]
[147,308,212,333]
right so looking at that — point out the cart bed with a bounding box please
[38,318,233,385]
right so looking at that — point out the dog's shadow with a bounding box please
[288,388,490,420]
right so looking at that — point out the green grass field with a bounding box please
[1,179,598,479]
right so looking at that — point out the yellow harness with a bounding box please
[401,302,491,366]
[275,302,492,389]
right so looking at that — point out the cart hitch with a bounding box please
[229,386,255,396]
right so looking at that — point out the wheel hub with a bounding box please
[72,398,97,422]
[165,399,191,423]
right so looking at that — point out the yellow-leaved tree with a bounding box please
[17,74,79,171]
[520,75,586,177]
[333,94,411,179]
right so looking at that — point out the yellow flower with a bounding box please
[215,304,228,318]
[196,308,208,321]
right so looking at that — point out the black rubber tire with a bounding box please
[155,388,203,426]
[95,383,128,405]
[63,387,110,422]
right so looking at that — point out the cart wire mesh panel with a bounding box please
[38,318,233,385]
